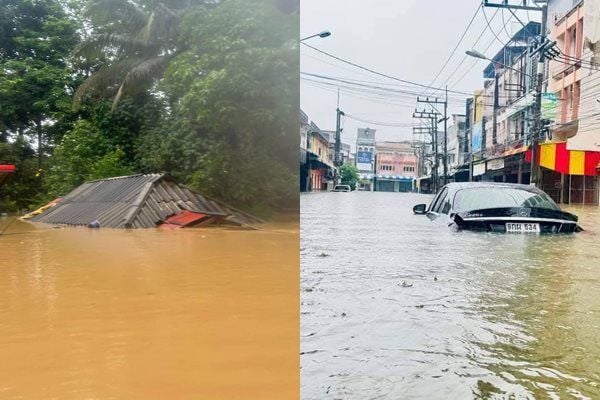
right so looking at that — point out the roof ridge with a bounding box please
[86,173,164,183]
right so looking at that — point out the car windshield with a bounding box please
[453,187,559,212]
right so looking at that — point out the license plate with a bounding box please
[505,222,540,233]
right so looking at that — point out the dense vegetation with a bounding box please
[0,0,299,217]
[340,163,359,190]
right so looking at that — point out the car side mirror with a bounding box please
[413,204,427,214]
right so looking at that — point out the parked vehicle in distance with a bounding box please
[413,182,582,233]
[332,185,352,192]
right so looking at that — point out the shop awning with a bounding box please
[525,142,600,176]
[375,174,414,181]
[503,145,529,157]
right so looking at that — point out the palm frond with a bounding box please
[73,58,141,109]
[74,33,157,59]
[85,0,148,31]
[111,54,174,111]
[136,5,181,46]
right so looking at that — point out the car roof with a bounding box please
[441,182,545,195]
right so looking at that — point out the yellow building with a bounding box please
[473,89,484,123]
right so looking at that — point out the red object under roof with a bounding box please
[159,210,208,229]
[0,164,16,172]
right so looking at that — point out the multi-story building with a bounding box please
[299,110,336,192]
[356,128,376,190]
[464,1,600,204]
[374,141,418,192]
[321,130,351,166]
[446,114,467,181]
[469,22,541,185]
[528,0,600,204]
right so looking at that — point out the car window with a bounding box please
[428,188,445,212]
[441,197,452,214]
[430,188,449,213]
[453,187,560,212]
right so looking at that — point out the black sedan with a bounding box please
[413,182,582,233]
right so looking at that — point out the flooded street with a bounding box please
[0,219,299,400]
[301,192,600,399]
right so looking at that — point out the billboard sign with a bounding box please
[471,121,483,153]
[356,151,373,171]
[541,92,558,121]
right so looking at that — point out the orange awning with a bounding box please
[503,146,529,157]
[525,142,600,176]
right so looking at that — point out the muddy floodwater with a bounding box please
[0,218,298,399]
[301,192,600,399]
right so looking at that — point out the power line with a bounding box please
[482,4,508,47]
[301,42,475,96]
[420,4,481,96]
[443,8,501,90]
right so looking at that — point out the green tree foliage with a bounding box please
[73,0,214,110]
[340,163,359,190]
[2,0,299,218]
[0,0,79,147]
[138,0,298,215]
[45,119,133,196]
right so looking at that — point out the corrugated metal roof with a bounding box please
[31,174,263,228]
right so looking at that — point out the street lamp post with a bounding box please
[300,30,331,42]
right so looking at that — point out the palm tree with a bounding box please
[73,0,201,111]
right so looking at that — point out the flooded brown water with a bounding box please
[0,217,298,400]
[301,192,600,399]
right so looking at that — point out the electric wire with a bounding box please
[420,4,482,96]
[301,42,476,96]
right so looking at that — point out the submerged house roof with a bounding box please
[31,174,262,228]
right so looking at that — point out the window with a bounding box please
[570,27,577,57]
[429,188,449,213]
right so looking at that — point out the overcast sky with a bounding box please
[300,0,540,151]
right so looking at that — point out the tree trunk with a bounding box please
[37,119,43,169]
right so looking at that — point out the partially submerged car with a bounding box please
[413,182,582,233]
[332,185,352,192]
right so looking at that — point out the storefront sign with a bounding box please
[473,162,486,176]
[487,158,505,171]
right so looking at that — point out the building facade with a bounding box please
[300,110,337,192]
[356,127,376,190]
[374,141,418,192]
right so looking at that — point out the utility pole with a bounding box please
[416,97,447,188]
[413,108,441,192]
[530,4,548,187]
[334,107,344,185]
[483,1,548,187]
[444,86,448,186]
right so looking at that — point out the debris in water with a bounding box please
[318,252,330,257]
[341,312,347,317]
[401,281,413,287]
[434,275,438,281]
